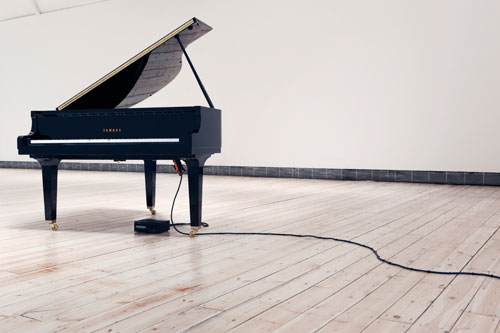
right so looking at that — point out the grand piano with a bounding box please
[17,18,221,236]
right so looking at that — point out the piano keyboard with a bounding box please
[31,138,180,144]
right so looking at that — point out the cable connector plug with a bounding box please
[173,160,185,176]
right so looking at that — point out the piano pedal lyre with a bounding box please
[148,206,157,215]
[189,226,200,238]
[45,220,58,231]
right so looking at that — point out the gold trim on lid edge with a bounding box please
[56,18,196,111]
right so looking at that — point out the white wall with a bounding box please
[1,0,500,171]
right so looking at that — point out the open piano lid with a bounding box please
[57,17,212,111]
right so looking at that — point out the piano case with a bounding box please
[17,17,221,235]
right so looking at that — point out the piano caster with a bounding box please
[189,226,200,238]
[148,206,156,215]
[45,220,58,231]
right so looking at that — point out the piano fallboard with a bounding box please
[18,106,221,159]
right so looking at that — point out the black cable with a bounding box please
[169,173,500,280]
[169,173,208,234]
[171,222,209,227]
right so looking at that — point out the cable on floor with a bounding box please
[169,173,500,280]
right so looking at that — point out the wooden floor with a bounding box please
[1,169,500,332]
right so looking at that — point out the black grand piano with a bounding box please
[17,18,221,236]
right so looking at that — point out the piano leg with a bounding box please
[186,159,204,237]
[144,160,157,215]
[37,158,60,231]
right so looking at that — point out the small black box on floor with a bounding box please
[134,219,170,233]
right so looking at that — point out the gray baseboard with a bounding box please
[1,160,499,186]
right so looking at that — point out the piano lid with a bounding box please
[57,17,212,110]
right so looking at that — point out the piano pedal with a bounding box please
[189,226,201,238]
[148,206,157,215]
[45,220,59,231]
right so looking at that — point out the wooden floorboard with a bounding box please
[0,168,499,332]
